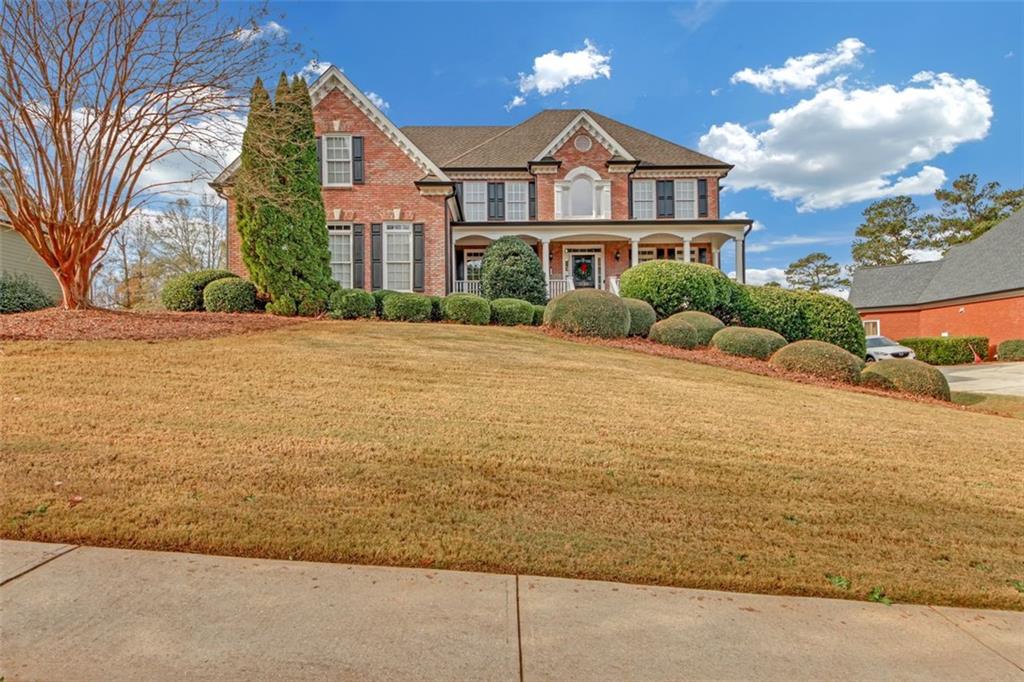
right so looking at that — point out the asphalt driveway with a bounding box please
[938,362,1024,396]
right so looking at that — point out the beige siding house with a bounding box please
[0,195,61,299]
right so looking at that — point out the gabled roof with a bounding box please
[411,109,729,170]
[849,209,1024,309]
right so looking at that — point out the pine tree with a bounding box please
[235,77,277,294]
[850,197,931,268]
[784,252,849,291]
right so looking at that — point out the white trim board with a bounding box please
[533,112,634,162]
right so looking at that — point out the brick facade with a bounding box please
[859,294,1024,355]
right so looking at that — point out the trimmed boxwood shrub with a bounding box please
[742,285,809,341]
[618,261,734,319]
[670,311,724,346]
[372,289,399,317]
[531,304,545,326]
[382,292,433,322]
[997,339,1024,361]
[429,296,443,322]
[441,293,491,325]
[648,316,700,349]
[622,298,656,337]
[770,340,865,384]
[900,336,989,365]
[328,288,375,319]
[543,289,630,338]
[203,278,257,313]
[161,269,236,312]
[860,359,951,401]
[265,293,296,317]
[490,297,534,326]
[711,326,787,360]
[796,291,866,358]
[0,273,53,313]
[480,236,547,305]
[297,292,327,317]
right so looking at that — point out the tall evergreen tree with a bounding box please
[784,252,849,291]
[926,173,1024,248]
[850,197,931,268]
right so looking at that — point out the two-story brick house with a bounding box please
[212,66,754,298]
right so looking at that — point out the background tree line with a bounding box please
[783,173,1023,292]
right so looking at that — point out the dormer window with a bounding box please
[555,167,611,220]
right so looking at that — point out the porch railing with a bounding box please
[547,278,574,298]
[608,275,620,296]
[453,280,481,295]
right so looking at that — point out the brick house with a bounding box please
[212,66,754,298]
[849,209,1024,355]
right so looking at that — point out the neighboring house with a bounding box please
[211,66,754,298]
[850,209,1024,354]
[0,191,61,300]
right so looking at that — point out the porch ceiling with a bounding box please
[452,220,748,243]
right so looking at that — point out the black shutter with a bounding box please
[454,182,464,219]
[487,182,505,220]
[352,137,365,184]
[315,137,323,185]
[413,223,425,292]
[529,181,536,219]
[352,224,364,289]
[628,180,634,219]
[657,180,674,218]
[371,223,383,290]
[697,178,708,218]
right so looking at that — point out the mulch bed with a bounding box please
[0,308,303,341]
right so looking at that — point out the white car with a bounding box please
[865,335,916,362]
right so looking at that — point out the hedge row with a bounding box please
[161,269,237,312]
[997,339,1024,361]
[899,336,989,365]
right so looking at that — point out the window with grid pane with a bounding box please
[327,224,353,287]
[463,182,487,221]
[632,180,655,219]
[506,182,528,221]
[324,135,352,186]
[384,223,413,291]
[674,180,697,219]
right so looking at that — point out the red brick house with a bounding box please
[850,209,1024,354]
[212,66,753,298]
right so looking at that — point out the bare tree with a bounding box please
[0,0,290,308]
[104,212,157,308]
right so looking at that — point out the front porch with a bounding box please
[451,222,749,299]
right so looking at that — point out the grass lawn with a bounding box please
[952,391,1024,420]
[3,321,1022,609]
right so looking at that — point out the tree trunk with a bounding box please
[55,260,94,309]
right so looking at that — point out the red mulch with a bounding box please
[540,327,975,412]
[0,308,303,341]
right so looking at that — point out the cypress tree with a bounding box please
[235,78,277,293]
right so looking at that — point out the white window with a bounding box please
[463,182,487,221]
[463,249,485,281]
[323,135,352,186]
[674,179,697,219]
[863,320,880,337]
[569,176,594,217]
[384,223,413,291]
[327,223,353,287]
[506,181,528,221]
[638,247,657,263]
[633,180,655,219]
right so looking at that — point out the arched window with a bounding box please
[570,176,594,217]
[556,166,609,220]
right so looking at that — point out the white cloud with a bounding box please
[235,20,288,44]
[723,210,765,231]
[505,95,526,111]
[296,59,332,82]
[1005,51,1015,59]
[508,39,611,109]
[699,72,992,211]
[739,267,787,286]
[366,92,390,112]
[743,233,852,254]
[904,248,943,262]
[731,38,867,93]
[672,0,722,31]
[710,88,721,97]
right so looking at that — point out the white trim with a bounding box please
[308,66,449,181]
[322,134,353,187]
[327,223,354,288]
[562,244,605,289]
[863,319,881,337]
[382,221,414,292]
[505,181,529,222]
[533,112,634,162]
[555,167,611,220]
[463,181,487,222]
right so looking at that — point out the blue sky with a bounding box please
[252,1,1022,284]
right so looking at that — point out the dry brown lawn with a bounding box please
[3,321,1022,609]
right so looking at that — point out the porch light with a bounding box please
[613,249,621,262]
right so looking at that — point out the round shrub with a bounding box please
[265,294,296,317]
[743,285,809,341]
[997,339,1024,361]
[860,359,951,401]
[297,292,328,318]
[480,236,547,305]
[382,292,433,322]
[648,316,700,349]
[0,273,53,313]
[161,269,236,312]
[202,278,257,313]
[622,298,656,337]
[543,289,630,338]
[770,340,865,384]
[619,261,734,319]
[490,297,534,326]
[531,304,545,326]
[372,289,399,317]
[328,288,375,319]
[441,293,491,325]
[710,326,787,360]
[796,291,866,358]
[669,311,724,346]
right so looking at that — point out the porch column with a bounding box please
[630,238,639,267]
[712,246,720,270]
[735,237,745,284]
[682,238,692,263]
[541,239,550,283]
[451,241,458,285]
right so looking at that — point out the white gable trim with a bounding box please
[308,66,449,181]
[533,112,634,162]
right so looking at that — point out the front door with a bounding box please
[572,254,596,288]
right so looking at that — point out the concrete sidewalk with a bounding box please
[940,362,1024,396]
[1,541,1021,681]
